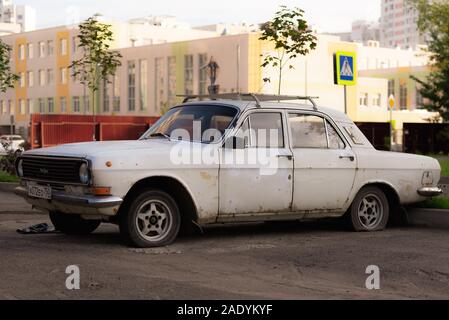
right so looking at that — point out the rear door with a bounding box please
[288,112,357,214]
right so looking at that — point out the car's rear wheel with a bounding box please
[49,212,101,235]
[349,186,389,232]
[119,190,181,248]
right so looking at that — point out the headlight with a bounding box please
[17,159,23,177]
[79,163,90,184]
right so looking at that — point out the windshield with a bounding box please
[141,105,238,143]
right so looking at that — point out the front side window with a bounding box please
[141,105,237,144]
[247,113,284,148]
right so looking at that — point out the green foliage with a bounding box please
[0,141,19,176]
[259,6,317,95]
[409,0,449,121]
[70,15,122,110]
[0,170,18,183]
[417,196,449,210]
[0,39,19,93]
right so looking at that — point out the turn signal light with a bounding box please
[91,187,112,196]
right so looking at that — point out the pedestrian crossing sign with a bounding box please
[334,51,357,86]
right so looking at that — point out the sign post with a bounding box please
[388,95,395,151]
[334,51,357,114]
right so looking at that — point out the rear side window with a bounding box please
[289,114,327,148]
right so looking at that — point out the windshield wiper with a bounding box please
[147,132,172,141]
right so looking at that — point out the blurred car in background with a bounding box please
[0,135,25,156]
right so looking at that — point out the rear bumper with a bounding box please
[417,187,443,197]
[14,186,123,216]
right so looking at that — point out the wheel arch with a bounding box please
[116,175,199,226]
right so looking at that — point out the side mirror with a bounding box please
[225,136,247,149]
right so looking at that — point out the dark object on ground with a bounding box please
[16,223,58,235]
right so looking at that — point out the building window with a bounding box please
[399,82,408,110]
[47,98,54,113]
[139,59,148,111]
[27,43,33,59]
[47,40,54,56]
[84,95,91,113]
[167,56,176,106]
[60,97,67,113]
[39,41,46,58]
[8,100,14,115]
[184,55,193,95]
[1,101,6,114]
[60,38,67,56]
[73,96,81,113]
[19,99,26,115]
[19,72,26,87]
[18,44,25,60]
[416,87,424,109]
[359,93,368,106]
[128,61,136,111]
[27,99,33,114]
[27,71,34,87]
[113,73,121,112]
[388,79,395,97]
[372,94,381,107]
[155,57,165,112]
[38,98,46,113]
[60,68,67,84]
[39,69,46,86]
[102,80,110,113]
[47,69,54,84]
[199,53,208,95]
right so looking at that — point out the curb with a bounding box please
[408,208,449,229]
[0,182,19,193]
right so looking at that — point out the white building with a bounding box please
[0,0,36,33]
[380,0,425,49]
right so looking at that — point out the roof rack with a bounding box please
[178,93,319,111]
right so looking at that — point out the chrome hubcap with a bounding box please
[357,193,383,230]
[136,200,172,242]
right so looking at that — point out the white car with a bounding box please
[0,135,25,155]
[15,94,442,247]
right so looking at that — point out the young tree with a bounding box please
[70,15,122,139]
[259,6,317,95]
[0,39,19,93]
[409,0,449,121]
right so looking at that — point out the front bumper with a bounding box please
[417,187,443,197]
[15,186,123,216]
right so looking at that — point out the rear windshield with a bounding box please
[341,124,371,146]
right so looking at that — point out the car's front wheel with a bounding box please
[49,212,101,235]
[119,190,181,248]
[349,186,389,232]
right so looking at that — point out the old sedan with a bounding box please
[15,94,442,247]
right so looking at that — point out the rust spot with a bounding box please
[200,172,212,181]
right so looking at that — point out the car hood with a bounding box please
[23,140,178,158]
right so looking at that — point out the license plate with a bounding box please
[28,185,52,200]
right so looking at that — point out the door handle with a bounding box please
[277,154,293,161]
[339,155,355,162]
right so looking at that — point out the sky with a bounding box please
[14,0,382,33]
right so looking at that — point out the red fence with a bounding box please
[31,114,160,149]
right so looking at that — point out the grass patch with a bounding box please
[416,196,449,210]
[430,155,449,177]
[0,170,19,183]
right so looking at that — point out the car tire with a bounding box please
[349,186,389,232]
[119,190,181,248]
[49,212,101,235]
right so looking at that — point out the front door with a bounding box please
[219,111,293,218]
[287,112,357,214]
